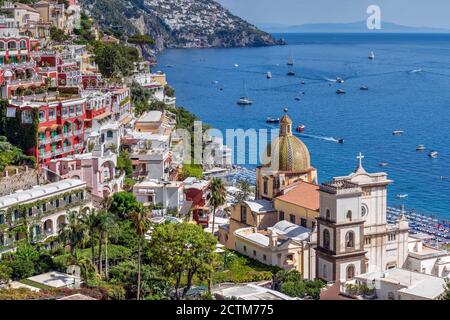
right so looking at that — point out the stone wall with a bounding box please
[0,167,46,197]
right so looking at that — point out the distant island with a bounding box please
[258,21,450,34]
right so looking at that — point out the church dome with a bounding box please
[263,112,311,172]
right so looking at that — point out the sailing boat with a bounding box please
[287,51,294,66]
[237,81,253,105]
[369,51,375,60]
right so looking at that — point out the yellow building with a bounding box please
[274,181,320,229]
[219,199,277,250]
[256,110,317,201]
[151,72,167,87]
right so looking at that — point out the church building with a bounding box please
[315,153,409,283]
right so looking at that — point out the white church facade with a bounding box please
[315,153,409,283]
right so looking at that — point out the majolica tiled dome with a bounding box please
[263,112,311,172]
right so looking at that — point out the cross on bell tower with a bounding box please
[357,152,365,168]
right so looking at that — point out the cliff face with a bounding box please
[81,0,278,53]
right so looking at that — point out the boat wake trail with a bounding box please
[295,133,340,143]
[410,68,423,74]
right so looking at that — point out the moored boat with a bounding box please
[266,117,280,124]
[429,151,439,158]
[267,72,272,79]
[392,130,404,136]
[336,89,346,94]
[416,145,426,151]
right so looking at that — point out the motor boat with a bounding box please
[416,145,426,151]
[392,130,404,136]
[369,51,375,60]
[287,70,295,76]
[336,89,346,94]
[397,194,409,199]
[336,77,344,84]
[379,162,388,167]
[337,138,345,144]
[266,117,280,124]
[267,72,272,79]
[360,85,369,91]
[301,81,306,84]
[429,151,439,158]
[296,124,305,133]
[295,97,301,101]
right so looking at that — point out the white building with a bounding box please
[133,179,185,211]
[404,233,450,278]
[350,268,447,300]
[316,154,409,283]
[0,179,91,255]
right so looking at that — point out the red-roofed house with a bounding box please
[274,181,320,230]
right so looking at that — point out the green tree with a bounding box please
[96,210,117,277]
[149,223,217,300]
[109,192,141,219]
[9,244,40,279]
[79,208,100,268]
[207,178,226,238]
[442,278,450,300]
[127,205,150,300]
[117,150,133,178]
[0,263,12,284]
[58,210,87,257]
[128,33,155,54]
[234,180,253,204]
[50,26,69,43]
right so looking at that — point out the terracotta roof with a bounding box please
[275,181,320,211]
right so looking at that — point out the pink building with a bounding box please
[47,145,124,199]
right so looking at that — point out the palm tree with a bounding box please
[79,208,99,268]
[96,210,116,277]
[234,180,253,204]
[207,178,226,238]
[58,210,87,257]
[127,205,150,300]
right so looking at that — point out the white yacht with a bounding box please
[237,81,253,105]
[369,51,375,60]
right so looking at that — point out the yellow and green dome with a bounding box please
[263,113,311,172]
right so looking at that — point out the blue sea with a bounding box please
[156,33,450,220]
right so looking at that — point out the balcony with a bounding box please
[73,130,83,136]
[63,146,74,153]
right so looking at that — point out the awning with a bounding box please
[38,126,47,133]
[50,124,60,130]
[93,111,112,120]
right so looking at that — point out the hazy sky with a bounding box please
[217,0,450,29]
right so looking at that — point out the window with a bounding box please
[107,130,113,138]
[55,199,60,208]
[48,108,56,120]
[263,177,268,195]
[388,233,396,241]
[240,205,247,223]
[346,210,353,221]
[22,110,33,124]
[253,250,257,257]
[76,105,82,115]
[243,245,247,252]
[289,214,295,224]
[387,292,395,300]
[0,213,4,224]
[8,41,16,50]
[28,208,33,216]
[365,236,371,245]
[263,254,267,261]
[361,205,368,217]
[39,110,46,122]
[326,209,330,220]
[311,221,316,229]
[323,229,330,249]
[301,218,307,227]
[286,254,294,262]
[346,265,355,280]
[322,264,327,278]
[346,231,355,249]
[42,203,47,212]
[279,211,285,221]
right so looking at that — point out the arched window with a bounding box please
[323,229,330,250]
[8,41,16,50]
[326,209,330,220]
[346,231,355,249]
[20,40,26,49]
[346,264,355,280]
[0,42,5,51]
[263,177,268,195]
[346,210,353,221]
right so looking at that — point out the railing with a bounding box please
[8,76,44,86]
[73,130,83,136]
